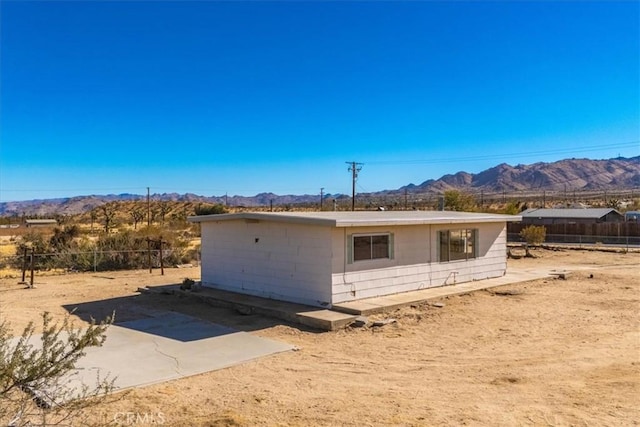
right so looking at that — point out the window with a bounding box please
[351,234,392,262]
[439,229,477,262]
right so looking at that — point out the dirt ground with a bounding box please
[1,248,638,426]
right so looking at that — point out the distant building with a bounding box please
[624,211,640,222]
[25,219,58,228]
[520,208,624,225]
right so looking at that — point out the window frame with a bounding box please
[349,232,393,263]
[438,228,478,262]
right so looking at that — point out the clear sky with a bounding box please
[1,1,638,202]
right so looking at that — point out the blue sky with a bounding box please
[1,1,638,202]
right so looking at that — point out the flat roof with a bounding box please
[188,211,521,227]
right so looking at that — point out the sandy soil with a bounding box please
[1,248,638,426]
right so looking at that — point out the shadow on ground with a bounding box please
[62,283,318,337]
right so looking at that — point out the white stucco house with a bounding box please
[189,211,521,308]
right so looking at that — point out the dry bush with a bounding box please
[519,225,546,246]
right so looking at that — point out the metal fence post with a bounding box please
[21,247,28,283]
[159,238,164,276]
[29,248,35,289]
[147,238,152,274]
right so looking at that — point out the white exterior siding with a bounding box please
[192,212,516,308]
[331,222,507,303]
[200,219,333,306]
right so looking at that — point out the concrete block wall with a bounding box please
[201,219,333,306]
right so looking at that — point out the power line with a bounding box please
[364,141,639,166]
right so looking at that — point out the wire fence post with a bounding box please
[29,248,35,289]
[626,235,629,252]
[147,238,152,274]
[159,238,164,276]
[21,247,28,283]
[93,248,97,272]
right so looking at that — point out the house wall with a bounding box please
[200,219,333,306]
[330,222,507,304]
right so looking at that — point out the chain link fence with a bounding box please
[0,248,200,276]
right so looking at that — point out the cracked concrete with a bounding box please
[151,337,183,376]
[22,312,294,402]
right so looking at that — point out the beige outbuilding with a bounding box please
[189,211,521,308]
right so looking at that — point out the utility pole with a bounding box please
[320,188,324,211]
[147,187,151,227]
[346,161,363,211]
[404,188,408,210]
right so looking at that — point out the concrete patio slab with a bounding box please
[16,312,294,403]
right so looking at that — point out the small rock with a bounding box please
[351,316,368,328]
[235,305,253,315]
[372,318,397,327]
[493,289,522,296]
[432,302,445,308]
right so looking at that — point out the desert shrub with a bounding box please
[11,226,195,272]
[12,231,54,270]
[194,203,227,215]
[503,201,520,215]
[49,225,81,251]
[0,312,114,426]
[519,225,546,246]
[94,230,146,270]
[443,190,477,212]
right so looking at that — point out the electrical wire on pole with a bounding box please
[346,161,363,211]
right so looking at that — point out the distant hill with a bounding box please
[398,156,640,193]
[1,156,638,216]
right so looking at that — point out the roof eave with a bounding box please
[189,213,521,227]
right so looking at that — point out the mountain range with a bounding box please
[399,155,639,193]
[1,156,638,216]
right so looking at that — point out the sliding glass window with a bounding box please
[438,229,477,262]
